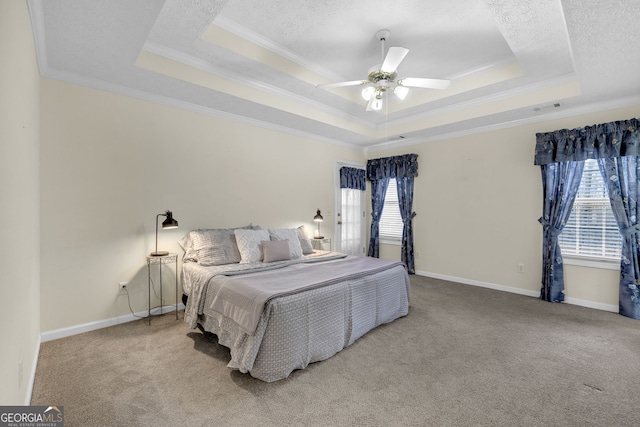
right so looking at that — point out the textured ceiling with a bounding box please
[28,0,640,150]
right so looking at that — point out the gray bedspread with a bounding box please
[210,257,403,334]
[183,250,347,328]
[182,252,410,382]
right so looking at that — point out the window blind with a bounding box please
[558,159,622,260]
[379,182,403,241]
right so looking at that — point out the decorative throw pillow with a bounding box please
[269,228,303,259]
[296,225,314,254]
[262,240,291,263]
[190,229,242,266]
[235,229,270,263]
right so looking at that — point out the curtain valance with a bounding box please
[534,118,640,166]
[339,167,366,190]
[366,154,418,180]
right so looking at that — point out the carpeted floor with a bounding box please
[31,275,640,426]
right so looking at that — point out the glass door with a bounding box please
[335,163,366,256]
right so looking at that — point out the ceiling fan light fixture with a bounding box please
[361,86,375,101]
[371,97,383,111]
[394,86,409,100]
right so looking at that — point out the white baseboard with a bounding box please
[415,270,540,298]
[414,270,619,313]
[564,296,618,313]
[25,334,41,405]
[40,304,185,343]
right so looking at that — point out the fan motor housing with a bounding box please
[368,70,397,84]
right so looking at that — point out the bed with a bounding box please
[180,225,410,382]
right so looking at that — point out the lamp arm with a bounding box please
[155,212,167,254]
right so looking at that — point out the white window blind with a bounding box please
[558,159,622,260]
[379,181,403,241]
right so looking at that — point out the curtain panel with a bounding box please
[535,118,640,320]
[396,177,417,274]
[366,154,418,274]
[339,167,366,190]
[597,156,640,319]
[539,161,584,302]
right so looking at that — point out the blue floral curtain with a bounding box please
[366,154,418,272]
[340,167,366,190]
[539,161,584,302]
[597,156,640,319]
[397,176,416,274]
[534,118,640,165]
[535,118,640,319]
[366,154,419,180]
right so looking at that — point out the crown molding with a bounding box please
[41,66,365,151]
[365,94,640,154]
[143,41,374,131]
[37,63,640,157]
[384,73,580,128]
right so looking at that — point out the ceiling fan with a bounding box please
[318,29,451,111]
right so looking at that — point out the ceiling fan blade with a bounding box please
[317,80,367,89]
[381,47,409,73]
[398,77,451,90]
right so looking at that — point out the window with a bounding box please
[379,180,403,242]
[558,159,622,263]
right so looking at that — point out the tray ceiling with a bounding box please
[28,0,640,150]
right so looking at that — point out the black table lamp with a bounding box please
[150,210,178,256]
[313,208,324,239]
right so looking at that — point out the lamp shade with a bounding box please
[162,211,178,229]
[314,209,323,222]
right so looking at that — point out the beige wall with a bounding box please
[370,105,640,309]
[39,78,635,335]
[0,0,41,405]
[39,79,365,332]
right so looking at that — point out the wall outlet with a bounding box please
[415,251,421,259]
[118,281,128,292]
[517,263,525,274]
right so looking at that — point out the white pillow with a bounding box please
[296,225,314,255]
[269,228,303,259]
[234,229,270,263]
